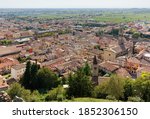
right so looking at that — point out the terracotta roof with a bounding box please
[127,57,140,64]
[11,64,26,70]
[115,68,132,78]
[99,61,119,73]
[0,46,21,57]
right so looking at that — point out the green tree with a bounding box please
[7,83,31,101]
[111,29,119,36]
[30,63,40,90]
[45,86,66,101]
[83,62,91,76]
[93,80,109,99]
[133,72,150,102]
[21,61,31,89]
[132,32,140,39]
[36,67,59,91]
[67,67,93,97]
[123,78,134,101]
[107,75,124,101]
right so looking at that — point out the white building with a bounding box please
[11,64,26,81]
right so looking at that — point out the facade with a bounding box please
[11,64,26,80]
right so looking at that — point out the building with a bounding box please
[92,56,99,85]
[11,64,26,81]
[0,58,19,75]
[0,75,9,91]
[0,46,21,57]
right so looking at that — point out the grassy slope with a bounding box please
[65,98,118,102]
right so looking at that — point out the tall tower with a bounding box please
[118,27,125,50]
[92,55,99,85]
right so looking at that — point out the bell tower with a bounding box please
[92,55,99,85]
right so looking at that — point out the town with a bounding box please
[0,9,150,102]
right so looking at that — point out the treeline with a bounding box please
[7,61,150,102]
[37,29,71,38]
[7,62,93,101]
[20,61,59,92]
[94,72,150,102]
[0,40,12,45]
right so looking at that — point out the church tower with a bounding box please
[92,55,99,85]
[118,27,125,50]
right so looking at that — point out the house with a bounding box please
[99,61,119,74]
[115,68,132,78]
[0,45,21,57]
[0,58,19,75]
[101,37,133,61]
[11,64,26,81]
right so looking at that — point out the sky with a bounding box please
[0,0,150,8]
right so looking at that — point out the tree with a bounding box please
[30,63,40,90]
[21,61,31,89]
[36,67,59,91]
[96,30,104,37]
[67,67,93,98]
[45,86,66,101]
[93,80,109,99]
[21,61,40,90]
[83,62,91,76]
[133,72,150,102]
[111,29,119,36]
[132,32,140,39]
[123,78,134,101]
[7,83,31,101]
[107,75,124,101]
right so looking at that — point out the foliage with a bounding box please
[45,86,66,101]
[30,90,45,102]
[128,96,143,102]
[21,61,59,91]
[123,78,134,101]
[7,83,31,101]
[17,56,27,63]
[37,32,55,38]
[93,80,109,99]
[94,45,101,50]
[36,67,59,91]
[133,72,150,102]
[132,32,140,39]
[20,61,31,89]
[0,40,12,45]
[67,66,93,98]
[83,62,91,76]
[110,29,119,36]
[107,75,124,101]
[106,95,116,101]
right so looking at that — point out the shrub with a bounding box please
[128,96,143,102]
[106,95,116,100]
[45,86,66,101]
[93,81,109,99]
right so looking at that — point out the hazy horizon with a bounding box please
[0,0,150,8]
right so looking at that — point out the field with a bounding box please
[37,10,150,23]
[93,12,150,23]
